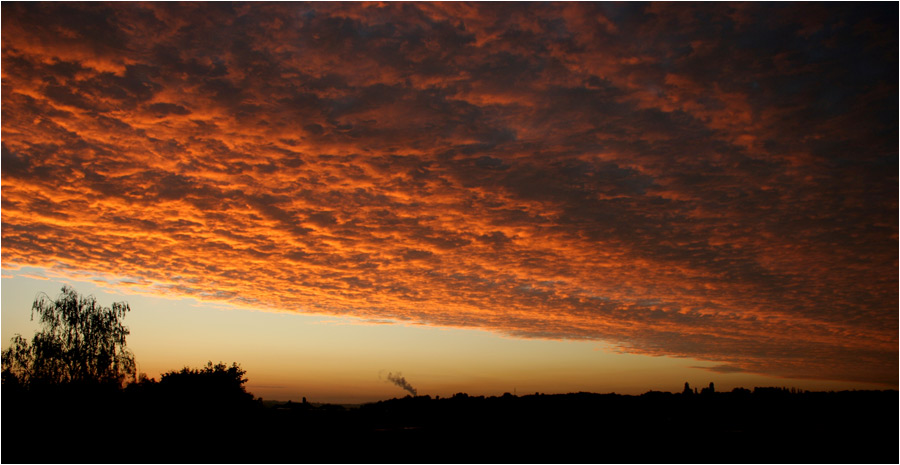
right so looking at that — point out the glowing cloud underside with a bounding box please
[2,3,896,384]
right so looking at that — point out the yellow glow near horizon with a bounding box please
[1,268,887,403]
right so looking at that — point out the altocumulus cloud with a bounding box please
[1,3,896,384]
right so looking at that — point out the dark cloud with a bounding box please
[146,102,191,117]
[1,2,896,385]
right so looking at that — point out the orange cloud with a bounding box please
[2,2,896,384]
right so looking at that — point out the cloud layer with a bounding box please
[2,3,896,384]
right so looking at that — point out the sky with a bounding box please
[1,2,897,402]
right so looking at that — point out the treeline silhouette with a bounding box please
[2,288,897,463]
[4,380,897,463]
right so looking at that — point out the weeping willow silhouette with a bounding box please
[2,286,135,389]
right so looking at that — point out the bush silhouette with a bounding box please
[159,361,253,401]
[1,285,135,389]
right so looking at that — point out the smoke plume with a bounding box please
[387,372,417,396]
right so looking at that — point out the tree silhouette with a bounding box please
[1,286,135,388]
[158,361,253,402]
[135,361,258,421]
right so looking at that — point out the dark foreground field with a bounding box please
[2,387,897,463]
